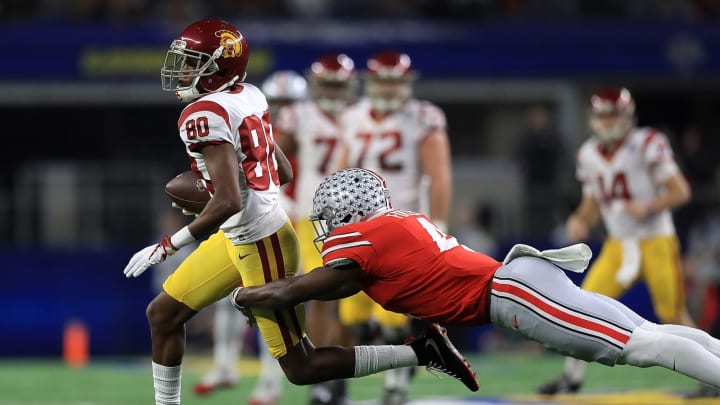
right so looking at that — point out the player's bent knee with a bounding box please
[621,326,662,367]
[281,364,314,385]
[145,293,193,332]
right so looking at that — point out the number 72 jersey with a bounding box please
[340,98,447,212]
[576,127,679,239]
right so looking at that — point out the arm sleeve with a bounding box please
[419,102,447,133]
[321,231,377,272]
[642,130,678,183]
[178,100,234,152]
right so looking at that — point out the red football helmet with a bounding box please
[365,51,417,113]
[306,54,357,113]
[589,87,636,143]
[161,19,250,102]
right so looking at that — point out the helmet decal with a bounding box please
[215,29,243,58]
[310,168,392,244]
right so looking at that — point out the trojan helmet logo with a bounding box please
[215,29,243,58]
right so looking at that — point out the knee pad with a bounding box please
[621,326,665,368]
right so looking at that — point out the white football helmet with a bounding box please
[310,168,392,244]
[589,87,636,144]
[261,70,308,102]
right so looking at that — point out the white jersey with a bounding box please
[178,84,288,245]
[340,97,446,212]
[576,127,679,239]
[276,100,344,219]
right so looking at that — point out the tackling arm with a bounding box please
[233,263,363,310]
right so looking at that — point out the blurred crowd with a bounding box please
[2,0,720,23]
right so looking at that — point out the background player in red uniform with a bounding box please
[232,168,720,392]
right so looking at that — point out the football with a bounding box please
[165,170,211,214]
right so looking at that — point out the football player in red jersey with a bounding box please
[123,20,477,405]
[337,51,452,405]
[273,54,358,405]
[232,168,720,392]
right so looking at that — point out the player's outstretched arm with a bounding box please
[233,263,363,310]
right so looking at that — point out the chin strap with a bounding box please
[175,74,243,102]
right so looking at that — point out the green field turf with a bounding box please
[0,352,707,405]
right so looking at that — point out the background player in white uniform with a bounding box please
[337,51,452,405]
[538,87,695,395]
[191,70,307,404]
[274,54,358,405]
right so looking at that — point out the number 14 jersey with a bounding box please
[576,127,680,239]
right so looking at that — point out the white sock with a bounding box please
[253,337,283,396]
[384,367,412,391]
[642,321,720,357]
[212,300,246,373]
[563,357,586,383]
[354,345,418,378]
[622,326,720,387]
[152,362,182,405]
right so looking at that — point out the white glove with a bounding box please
[230,287,257,327]
[171,202,198,217]
[123,236,177,278]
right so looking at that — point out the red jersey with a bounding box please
[320,210,501,326]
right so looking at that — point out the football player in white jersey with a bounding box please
[538,87,695,395]
[337,51,452,405]
[274,54,357,405]
[191,70,307,404]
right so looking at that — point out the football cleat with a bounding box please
[536,374,582,395]
[407,323,480,392]
[192,368,238,395]
[382,388,407,405]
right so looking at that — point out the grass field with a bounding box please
[0,352,713,405]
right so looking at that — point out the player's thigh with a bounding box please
[580,239,625,298]
[295,217,324,273]
[641,236,685,323]
[162,231,241,311]
[339,291,374,325]
[491,256,635,365]
[230,221,305,358]
[372,303,410,328]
